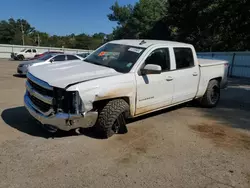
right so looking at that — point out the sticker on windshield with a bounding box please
[128,48,143,53]
[98,51,106,56]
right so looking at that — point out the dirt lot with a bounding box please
[0,59,250,188]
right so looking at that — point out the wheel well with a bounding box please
[210,77,222,84]
[18,54,24,59]
[93,97,130,110]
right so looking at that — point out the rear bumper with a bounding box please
[24,93,98,131]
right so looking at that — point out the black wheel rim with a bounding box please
[211,86,219,104]
[112,113,125,134]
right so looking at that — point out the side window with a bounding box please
[174,48,194,69]
[67,55,80,60]
[26,49,31,53]
[144,48,170,71]
[33,49,36,53]
[53,55,66,61]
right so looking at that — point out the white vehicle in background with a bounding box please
[24,39,229,138]
[11,48,39,60]
[17,53,84,75]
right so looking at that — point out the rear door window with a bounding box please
[53,55,66,61]
[174,48,194,69]
[67,55,80,60]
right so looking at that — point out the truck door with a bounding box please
[135,48,174,115]
[32,49,37,57]
[25,49,32,58]
[171,47,200,104]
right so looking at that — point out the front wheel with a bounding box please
[200,80,220,108]
[95,99,129,138]
[18,55,24,61]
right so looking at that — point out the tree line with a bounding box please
[0,0,249,51]
[0,18,107,50]
[108,0,250,52]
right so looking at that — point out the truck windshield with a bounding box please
[84,43,145,73]
[20,49,26,52]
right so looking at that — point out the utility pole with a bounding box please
[21,22,25,45]
[37,33,40,46]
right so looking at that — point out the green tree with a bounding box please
[108,0,250,51]
[0,18,105,49]
[108,0,167,39]
[164,0,250,51]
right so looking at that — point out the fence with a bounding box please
[1,44,250,78]
[0,44,93,59]
[197,52,250,78]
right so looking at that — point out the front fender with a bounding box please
[66,74,136,116]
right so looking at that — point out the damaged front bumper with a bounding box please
[24,93,98,131]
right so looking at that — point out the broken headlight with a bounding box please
[54,89,84,114]
[70,91,84,114]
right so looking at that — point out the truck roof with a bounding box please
[109,39,193,48]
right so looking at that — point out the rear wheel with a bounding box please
[95,99,129,138]
[201,80,220,107]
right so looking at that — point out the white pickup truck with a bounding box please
[11,48,38,60]
[24,40,228,138]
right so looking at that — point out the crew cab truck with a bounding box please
[11,48,38,60]
[24,40,228,138]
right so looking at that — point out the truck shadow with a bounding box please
[200,78,250,130]
[1,107,83,139]
[0,105,183,139]
[128,78,250,132]
[13,74,26,78]
[1,78,250,139]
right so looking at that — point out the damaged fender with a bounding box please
[66,74,137,116]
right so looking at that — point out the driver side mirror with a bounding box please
[141,64,162,75]
[50,59,54,63]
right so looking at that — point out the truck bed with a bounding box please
[198,58,228,67]
[196,58,229,98]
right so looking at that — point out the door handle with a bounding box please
[193,72,198,76]
[166,76,173,81]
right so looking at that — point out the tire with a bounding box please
[18,55,24,61]
[201,80,220,108]
[95,99,129,138]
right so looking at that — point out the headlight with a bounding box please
[71,91,84,114]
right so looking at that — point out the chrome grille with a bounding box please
[26,72,54,115]
[28,93,51,112]
[28,78,53,97]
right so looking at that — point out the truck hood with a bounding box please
[28,60,121,88]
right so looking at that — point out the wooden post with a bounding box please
[230,53,236,77]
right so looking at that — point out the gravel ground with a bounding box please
[0,59,250,188]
